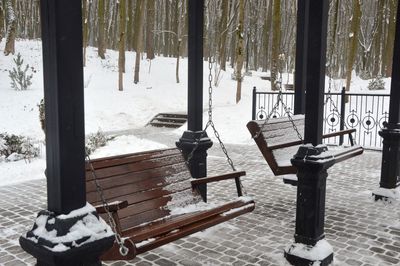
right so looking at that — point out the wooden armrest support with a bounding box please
[322,129,356,139]
[191,171,246,186]
[95,200,129,214]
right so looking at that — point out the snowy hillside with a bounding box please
[0,40,392,186]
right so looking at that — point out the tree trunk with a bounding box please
[270,0,281,91]
[163,0,170,57]
[235,0,245,103]
[262,0,273,72]
[372,0,385,77]
[126,0,133,51]
[134,0,144,84]
[97,0,106,59]
[345,0,361,91]
[176,39,181,83]
[82,0,89,67]
[4,0,16,56]
[0,0,4,44]
[218,0,229,71]
[383,0,397,77]
[119,0,126,91]
[146,0,155,59]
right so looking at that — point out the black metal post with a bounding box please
[303,0,328,146]
[339,87,346,145]
[19,1,114,264]
[176,0,212,201]
[293,0,307,115]
[285,146,335,266]
[252,87,257,120]
[375,2,400,200]
[285,0,333,265]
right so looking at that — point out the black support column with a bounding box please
[375,2,400,200]
[19,1,114,265]
[294,0,307,115]
[285,0,334,265]
[176,0,212,201]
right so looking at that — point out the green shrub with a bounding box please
[8,53,33,91]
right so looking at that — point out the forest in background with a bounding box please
[0,0,398,96]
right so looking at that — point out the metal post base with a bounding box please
[176,130,213,201]
[374,125,400,201]
[285,145,335,265]
[19,206,114,266]
[285,247,333,266]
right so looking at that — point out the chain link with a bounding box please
[86,154,131,257]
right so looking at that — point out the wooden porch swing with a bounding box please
[85,148,254,261]
[85,56,254,261]
[247,81,363,185]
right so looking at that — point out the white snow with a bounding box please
[0,40,393,186]
[372,187,400,200]
[285,239,333,262]
[27,202,113,252]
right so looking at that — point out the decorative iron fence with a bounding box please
[252,87,390,149]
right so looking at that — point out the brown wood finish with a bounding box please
[247,115,364,177]
[85,148,254,261]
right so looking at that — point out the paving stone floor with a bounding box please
[0,128,399,265]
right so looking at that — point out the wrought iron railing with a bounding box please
[252,87,390,149]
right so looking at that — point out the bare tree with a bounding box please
[345,0,361,91]
[235,0,245,103]
[118,0,126,91]
[270,0,281,90]
[0,0,4,44]
[146,0,155,59]
[133,0,144,84]
[97,0,106,59]
[4,0,16,56]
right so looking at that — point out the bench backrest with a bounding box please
[85,148,202,231]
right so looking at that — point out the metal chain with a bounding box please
[184,57,247,196]
[86,154,131,257]
[253,64,303,141]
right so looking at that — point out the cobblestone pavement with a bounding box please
[1,127,400,265]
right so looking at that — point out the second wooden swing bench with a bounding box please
[247,115,364,185]
[85,148,255,261]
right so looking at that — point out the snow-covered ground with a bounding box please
[0,40,392,186]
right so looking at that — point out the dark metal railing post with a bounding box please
[285,0,334,265]
[19,0,114,264]
[339,87,346,145]
[252,86,257,120]
[176,0,212,202]
[374,0,400,200]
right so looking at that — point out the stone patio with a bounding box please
[0,129,399,265]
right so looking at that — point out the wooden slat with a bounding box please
[117,189,200,219]
[135,202,255,255]
[86,162,188,192]
[86,148,180,169]
[86,154,185,180]
[86,171,191,204]
[124,199,255,242]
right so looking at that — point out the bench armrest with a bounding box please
[191,171,246,186]
[322,128,356,139]
[95,200,128,214]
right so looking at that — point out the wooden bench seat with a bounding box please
[85,148,255,261]
[247,115,363,185]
